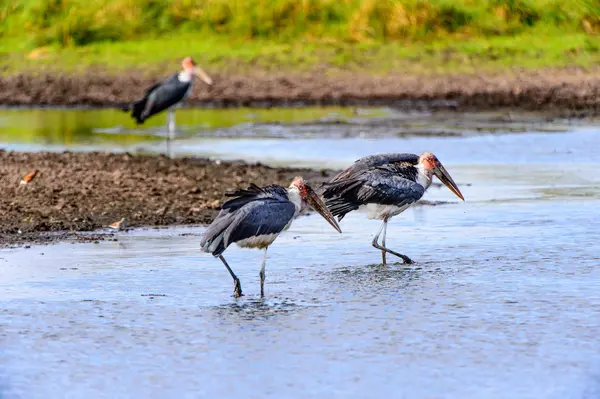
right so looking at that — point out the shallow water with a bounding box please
[1,107,600,398]
[0,106,584,154]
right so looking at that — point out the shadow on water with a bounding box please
[322,261,446,295]
[208,297,304,322]
[200,262,440,324]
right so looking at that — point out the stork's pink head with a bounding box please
[419,152,465,201]
[289,176,342,233]
[419,152,440,171]
[290,176,309,198]
[181,56,213,85]
[181,56,196,71]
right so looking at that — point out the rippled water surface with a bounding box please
[1,107,600,398]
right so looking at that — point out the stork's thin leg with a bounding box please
[166,109,175,158]
[371,220,414,265]
[372,221,387,266]
[381,220,387,266]
[218,255,243,298]
[259,247,269,297]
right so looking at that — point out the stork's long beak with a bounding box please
[193,66,213,85]
[305,185,342,233]
[434,163,465,201]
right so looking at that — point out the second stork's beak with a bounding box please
[193,66,213,85]
[304,185,342,233]
[434,163,465,201]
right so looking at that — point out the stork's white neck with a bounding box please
[416,163,433,189]
[178,70,193,83]
[286,186,303,215]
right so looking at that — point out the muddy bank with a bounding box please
[0,151,335,247]
[1,68,600,115]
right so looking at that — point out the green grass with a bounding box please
[1,31,598,76]
[1,0,599,75]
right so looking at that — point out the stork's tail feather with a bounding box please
[201,239,227,257]
[200,215,233,256]
[325,197,360,221]
[200,232,227,256]
[321,179,363,199]
[121,99,148,124]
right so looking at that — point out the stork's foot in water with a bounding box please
[233,278,243,298]
[372,241,414,265]
[259,270,266,298]
[218,255,244,298]
[370,219,414,265]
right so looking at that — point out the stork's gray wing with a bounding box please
[329,153,419,182]
[224,199,296,245]
[142,80,190,120]
[201,198,296,256]
[324,166,424,220]
[354,169,425,205]
[142,82,162,97]
[128,73,188,124]
[221,184,288,213]
[200,184,294,256]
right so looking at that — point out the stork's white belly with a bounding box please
[360,203,411,220]
[236,233,280,249]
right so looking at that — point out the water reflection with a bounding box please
[0,108,157,146]
[0,107,366,147]
[0,107,579,151]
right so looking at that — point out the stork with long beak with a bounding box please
[122,56,212,156]
[322,152,464,265]
[200,177,342,298]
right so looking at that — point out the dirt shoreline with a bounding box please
[0,151,337,247]
[1,68,600,115]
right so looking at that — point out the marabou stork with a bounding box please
[122,56,212,156]
[200,176,342,298]
[322,152,464,265]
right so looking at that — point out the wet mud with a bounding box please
[0,151,335,247]
[1,68,600,115]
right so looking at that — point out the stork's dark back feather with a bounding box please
[325,196,362,221]
[200,184,295,256]
[129,99,150,124]
[124,73,190,124]
[322,155,424,221]
[328,153,419,183]
[221,184,287,212]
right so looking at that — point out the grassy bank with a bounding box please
[0,0,599,75]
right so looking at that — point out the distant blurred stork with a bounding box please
[200,177,342,298]
[322,152,464,265]
[122,56,212,156]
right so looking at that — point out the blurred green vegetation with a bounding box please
[3,0,599,46]
[0,0,599,73]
